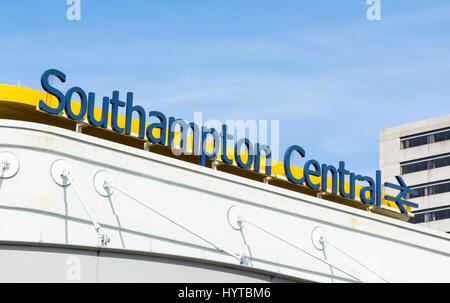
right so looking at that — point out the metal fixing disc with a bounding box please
[311,226,325,250]
[0,151,20,179]
[50,159,73,187]
[227,205,243,230]
[93,170,114,197]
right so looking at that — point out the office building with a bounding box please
[380,115,450,233]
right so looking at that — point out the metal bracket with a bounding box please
[263,176,275,184]
[0,152,20,179]
[311,226,325,250]
[212,159,224,170]
[239,254,250,266]
[98,230,111,247]
[93,170,114,197]
[76,121,89,133]
[144,142,155,151]
[51,159,73,186]
[227,205,244,230]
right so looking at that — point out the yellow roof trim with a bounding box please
[0,84,410,215]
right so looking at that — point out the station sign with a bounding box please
[38,69,418,214]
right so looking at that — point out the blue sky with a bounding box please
[1,0,450,177]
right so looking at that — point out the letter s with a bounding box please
[39,69,66,114]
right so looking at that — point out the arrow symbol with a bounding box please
[384,176,419,214]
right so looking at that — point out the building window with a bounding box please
[405,180,450,199]
[401,154,450,174]
[409,206,450,224]
[433,130,450,143]
[400,128,450,150]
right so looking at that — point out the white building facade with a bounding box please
[0,84,449,283]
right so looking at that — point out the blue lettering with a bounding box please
[254,143,272,176]
[321,164,338,194]
[110,91,126,133]
[125,92,146,139]
[87,93,109,128]
[39,69,66,114]
[235,138,254,169]
[283,145,305,184]
[221,124,234,165]
[65,86,88,121]
[199,127,220,166]
[146,111,167,145]
[338,161,351,198]
[360,176,376,204]
[304,159,321,189]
